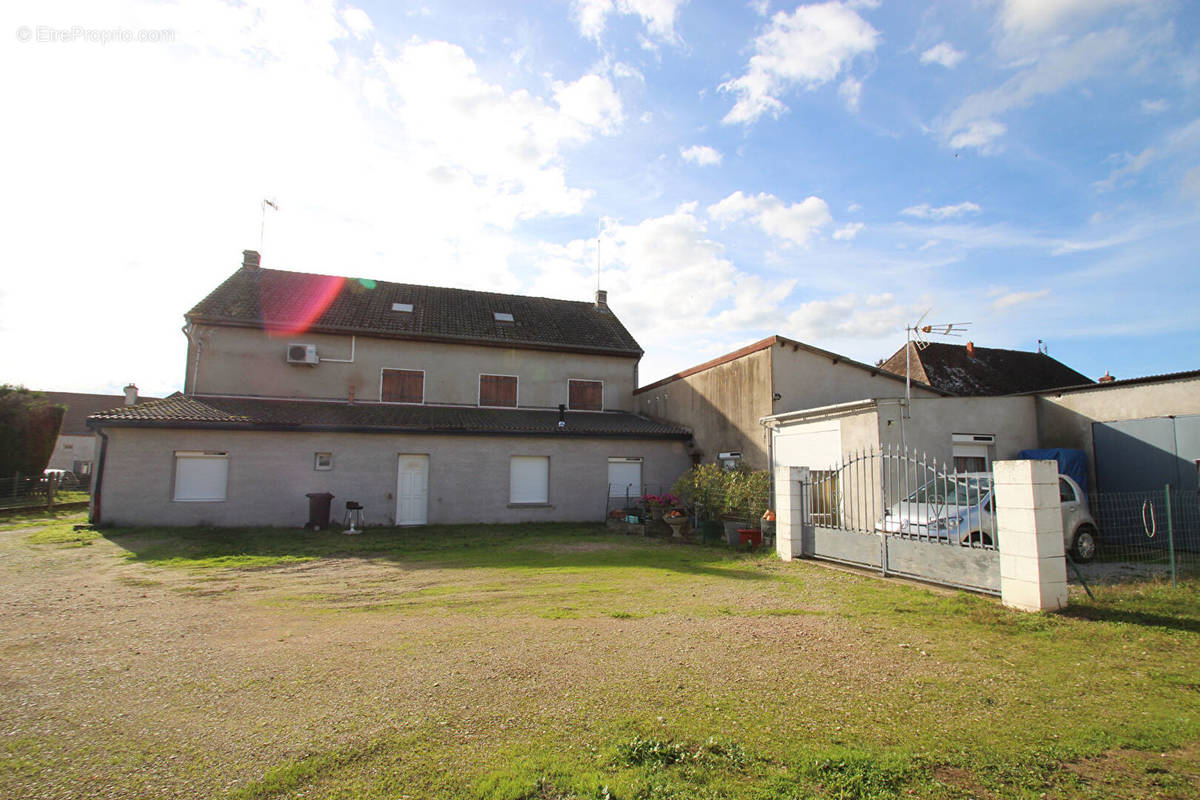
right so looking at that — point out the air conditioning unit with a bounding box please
[286,343,319,365]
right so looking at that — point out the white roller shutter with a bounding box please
[772,421,842,471]
[173,451,228,501]
[607,457,643,499]
[510,456,549,503]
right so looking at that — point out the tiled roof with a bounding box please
[187,266,643,357]
[88,395,690,439]
[880,342,1094,396]
[39,391,159,436]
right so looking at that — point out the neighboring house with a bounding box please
[88,250,691,526]
[634,335,946,471]
[43,385,150,475]
[880,342,1093,396]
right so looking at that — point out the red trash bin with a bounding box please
[737,528,762,548]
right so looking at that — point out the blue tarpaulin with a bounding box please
[1017,448,1089,495]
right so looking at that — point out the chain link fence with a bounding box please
[1070,485,1199,588]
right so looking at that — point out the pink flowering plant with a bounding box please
[640,492,680,510]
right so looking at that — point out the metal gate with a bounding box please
[799,446,1001,595]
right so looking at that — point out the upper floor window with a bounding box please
[568,379,603,411]
[479,374,517,407]
[381,369,424,404]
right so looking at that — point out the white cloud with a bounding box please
[838,76,863,111]
[680,145,723,166]
[786,292,917,340]
[942,28,1130,152]
[553,73,625,134]
[749,0,769,16]
[999,0,1143,38]
[847,202,863,212]
[526,205,798,382]
[342,5,373,38]
[920,42,965,68]
[833,222,864,240]
[720,2,879,125]
[900,202,981,220]
[1141,98,1168,114]
[708,191,833,246]
[948,120,1007,152]
[992,288,1049,310]
[573,0,686,43]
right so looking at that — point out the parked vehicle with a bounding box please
[876,473,1099,562]
[41,469,80,490]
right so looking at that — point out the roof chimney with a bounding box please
[242,249,261,269]
[123,383,138,406]
[1098,371,1115,383]
[594,289,608,310]
[965,341,975,358]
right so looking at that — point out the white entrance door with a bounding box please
[396,455,429,525]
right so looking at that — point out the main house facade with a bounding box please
[89,251,691,526]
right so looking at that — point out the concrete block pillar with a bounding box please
[774,466,808,561]
[993,460,1068,612]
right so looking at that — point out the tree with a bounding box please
[0,385,66,477]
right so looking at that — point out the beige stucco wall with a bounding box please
[877,396,1039,464]
[635,348,773,467]
[95,427,690,527]
[1036,375,1200,489]
[770,340,936,414]
[185,325,638,411]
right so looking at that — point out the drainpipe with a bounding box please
[90,429,108,525]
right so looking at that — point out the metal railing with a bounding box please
[806,446,997,549]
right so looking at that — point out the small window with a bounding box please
[510,456,549,504]
[1059,478,1076,503]
[494,312,514,322]
[952,443,990,473]
[173,451,228,502]
[315,452,333,471]
[479,374,517,407]
[569,379,603,411]
[391,302,413,312]
[382,369,424,404]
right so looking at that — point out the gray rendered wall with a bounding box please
[97,428,690,527]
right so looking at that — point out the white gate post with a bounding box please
[993,460,1068,612]
[775,466,807,561]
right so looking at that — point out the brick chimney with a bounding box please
[242,249,261,269]
[1098,371,1115,383]
[123,384,138,405]
[594,289,608,310]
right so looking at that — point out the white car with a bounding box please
[876,473,1098,563]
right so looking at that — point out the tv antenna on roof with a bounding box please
[260,197,279,250]
[903,310,971,417]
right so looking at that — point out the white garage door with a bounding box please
[772,420,842,472]
[608,457,643,499]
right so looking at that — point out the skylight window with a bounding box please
[494,312,514,322]
[391,302,413,312]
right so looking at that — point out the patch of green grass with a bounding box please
[0,508,87,530]
[25,524,101,546]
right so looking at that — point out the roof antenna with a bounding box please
[1037,339,1048,355]
[260,197,279,251]
[596,218,602,296]
[903,311,970,418]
